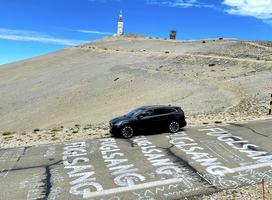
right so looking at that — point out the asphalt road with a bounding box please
[0,119,272,200]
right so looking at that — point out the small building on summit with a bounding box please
[170,30,177,40]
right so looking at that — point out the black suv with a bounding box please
[109,105,186,138]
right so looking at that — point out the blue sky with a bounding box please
[1,0,272,65]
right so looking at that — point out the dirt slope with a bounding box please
[0,36,271,132]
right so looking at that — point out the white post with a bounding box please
[117,11,124,35]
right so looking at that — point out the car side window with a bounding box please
[143,110,153,117]
[154,108,175,115]
[154,108,166,115]
[165,108,176,113]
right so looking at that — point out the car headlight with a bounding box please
[115,121,124,126]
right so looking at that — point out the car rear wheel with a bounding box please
[169,121,180,133]
[121,125,134,138]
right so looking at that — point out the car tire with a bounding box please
[169,121,180,133]
[121,125,134,138]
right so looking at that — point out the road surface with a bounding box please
[0,119,272,200]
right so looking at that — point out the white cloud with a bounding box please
[145,0,213,8]
[223,0,272,20]
[0,28,87,45]
[77,29,113,35]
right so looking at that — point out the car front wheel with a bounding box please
[169,121,180,133]
[121,125,134,138]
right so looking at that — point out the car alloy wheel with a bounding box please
[121,126,134,138]
[169,121,180,133]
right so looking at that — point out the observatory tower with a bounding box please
[117,11,124,35]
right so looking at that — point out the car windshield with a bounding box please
[126,108,145,117]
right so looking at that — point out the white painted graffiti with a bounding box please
[201,140,244,163]
[132,136,182,175]
[80,178,184,199]
[167,132,234,176]
[48,166,64,200]
[163,186,203,198]
[171,168,272,191]
[0,148,25,162]
[199,127,272,163]
[233,169,272,185]
[133,189,156,200]
[20,173,45,200]
[44,146,56,159]
[89,141,98,154]
[99,138,146,187]
[48,187,61,200]
[202,174,239,189]
[132,136,193,189]
[62,142,103,199]
[132,183,203,200]
[51,166,64,184]
[133,185,178,200]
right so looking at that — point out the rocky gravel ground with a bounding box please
[199,182,272,200]
[0,123,110,149]
[1,112,271,149]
